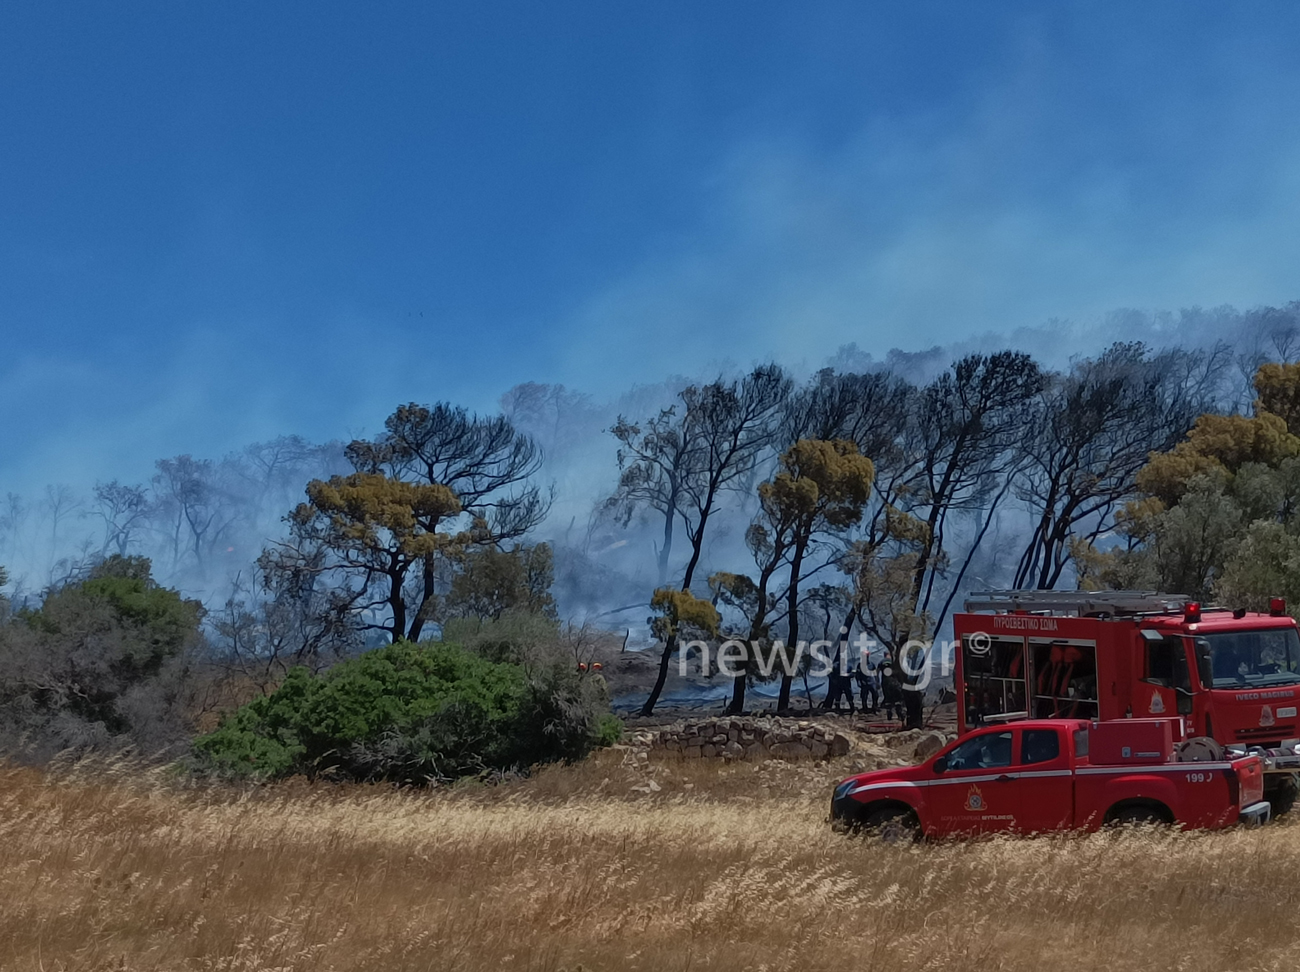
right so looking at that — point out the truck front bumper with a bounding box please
[1239,801,1272,826]
[830,779,864,830]
[830,793,857,829]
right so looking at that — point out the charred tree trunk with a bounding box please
[641,531,708,717]
[776,538,809,712]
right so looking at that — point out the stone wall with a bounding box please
[630,716,854,761]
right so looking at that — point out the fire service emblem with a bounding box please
[964,785,986,812]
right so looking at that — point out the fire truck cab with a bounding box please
[952,590,1300,813]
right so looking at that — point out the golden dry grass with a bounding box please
[3,752,1300,972]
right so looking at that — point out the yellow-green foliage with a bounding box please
[444,543,558,622]
[1088,362,1300,601]
[883,504,931,544]
[295,472,462,557]
[839,499,933,649]
[851,548,930,646]
[707,571,764,639]
[649,587,720,642]
[707,571,758,609]
[758,438,874,529]
[1136,413,1299,504]
[1254,361,1300,433]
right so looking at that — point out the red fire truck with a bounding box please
[952,590,1300,813]
[830,717,1269,838]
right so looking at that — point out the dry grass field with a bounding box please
[4,750,1300,972]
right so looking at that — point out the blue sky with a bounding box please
[3,1,1300,492]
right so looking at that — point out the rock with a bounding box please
[684,746,702,759]
[769,741,810,760]
[809,741,829,759]
[723,741,745,759]
[912,731,947,762]
[829,733,852,757]
[884,729,923,750]
[701,744,717,758]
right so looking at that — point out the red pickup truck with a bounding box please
[831,718,1269,838]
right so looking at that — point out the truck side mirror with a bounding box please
[1172,650,1192,692]
[1172,650,1194,714]
[932,755,948,774]
[1194,638,1214,690]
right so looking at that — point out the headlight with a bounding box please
[833,778,857,800]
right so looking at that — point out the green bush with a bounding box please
[593,713,624,747]
[0,556,203,759]
[192,639,611,784]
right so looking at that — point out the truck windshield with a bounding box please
[1204,628,1300,688]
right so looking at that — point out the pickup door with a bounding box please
[926,729,1018,835]
[1009,727,1075,832]
[928,726,1074,835]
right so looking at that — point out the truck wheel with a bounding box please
[863,806,921,843]
[1265,774,1299,817]
[1108,804,1171,828]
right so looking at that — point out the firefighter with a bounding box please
[823,670,856,713]
[901,642,927,730]
[822,650,857,713]
[880,664,904,722]
[855,657,880,713]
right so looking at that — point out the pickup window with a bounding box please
[946,731,1013,770]
[1022,729,1060,764]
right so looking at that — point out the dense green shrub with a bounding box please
[593,712,624,747]
[0,556,203,759]
[192,638,612,784]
